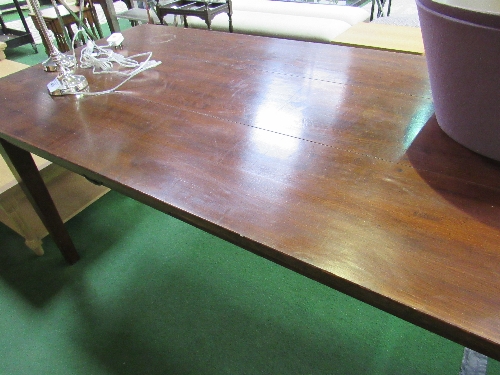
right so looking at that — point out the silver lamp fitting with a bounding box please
[42,54,78,73]
[27,0,89,95]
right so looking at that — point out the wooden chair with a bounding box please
[371,0,392,21]
[116,0,160,26]
[31,0,103,53]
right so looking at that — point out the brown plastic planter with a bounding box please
[416,0,500,161]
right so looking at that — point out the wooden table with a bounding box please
[0,25,499,363]
[93,0,126,33]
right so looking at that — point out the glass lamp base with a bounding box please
[47,74,89,96]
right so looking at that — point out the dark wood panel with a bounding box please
[0,25,499,359]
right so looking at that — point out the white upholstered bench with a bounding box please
[181,0,370,43]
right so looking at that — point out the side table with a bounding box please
[0,156,110,255]
[156,0,233,32]
[332,23,424,55]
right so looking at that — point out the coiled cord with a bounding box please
[68,28,162,96]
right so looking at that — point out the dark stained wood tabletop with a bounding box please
[0,25,499,359]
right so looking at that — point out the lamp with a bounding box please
[27,0,89,95]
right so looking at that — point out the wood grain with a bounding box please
[0,25,499,359]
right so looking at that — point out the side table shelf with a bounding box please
[0,156,109,255]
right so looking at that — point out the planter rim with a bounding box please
[416,0,500,29]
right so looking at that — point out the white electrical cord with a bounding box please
[68,28,162,96]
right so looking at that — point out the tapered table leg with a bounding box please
[0,139,80,264]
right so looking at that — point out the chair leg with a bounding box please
[377,0,384,17]
[90,7,103,38]
[204,15,212,30]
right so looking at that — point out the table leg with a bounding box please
[377,0,384,17]
[227,0,233,31]
[459,348,488,375]
[0,139,80,264]
[371,0,388,20]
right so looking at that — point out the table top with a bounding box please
[0,59,51,192]
[0,59,28,78]
[0,25,499,359]
[332,23,425,55]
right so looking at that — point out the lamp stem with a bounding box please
[27,0,89,95]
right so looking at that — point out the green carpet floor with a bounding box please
[0,191,487,375]
[2,13,500,375]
